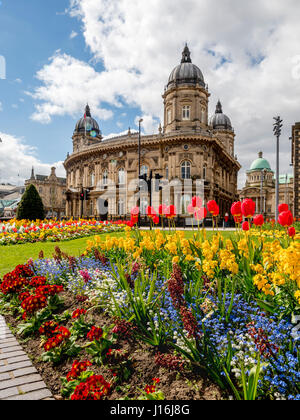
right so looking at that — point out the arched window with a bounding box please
[165,166,169,179]
[118,168,125,185]
[181,161,191,179]
[182,106,191,120]
[203,165,207,180]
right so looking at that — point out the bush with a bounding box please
[17,184,45,220]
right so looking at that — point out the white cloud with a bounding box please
[70,30,78,39]
[29,0,300,187]
[0,132,65,184]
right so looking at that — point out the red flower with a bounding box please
[66,360,93,382]
[207,200,219,216]
[72,308,87,319]
[288,227,296,238]
[242,221,250,231]
[153,215,160,225]
[231,201,242,217]
[87,326,103,341]
[71,375,111,400]
[158,204,167,216]
[191,196,202,209]
[131,207,139,216]
[278,210,293,227]
[253,214,264,226]
[166,205,177,219]
[241,199,255,218]
[146,206,156,219]
[194,207,207,221]
[278,203,289,213]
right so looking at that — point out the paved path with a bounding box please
[0,315,54,400]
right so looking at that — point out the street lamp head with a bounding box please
[139,118,143,124]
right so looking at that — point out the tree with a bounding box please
[17,184,45,220]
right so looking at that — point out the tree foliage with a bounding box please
[17,184,44,220]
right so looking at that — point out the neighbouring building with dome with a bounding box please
[64,45,241,220]
[239,152,294,218]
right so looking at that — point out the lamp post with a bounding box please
[260,168,267,215]
[138,119,143,227]
[273,116,283,222]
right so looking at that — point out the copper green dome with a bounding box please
[249,152,272,172]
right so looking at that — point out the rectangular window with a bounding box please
[182,106,191,120]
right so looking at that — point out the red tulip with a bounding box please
[278,203,289,213]
[231,201,242,217]
[166,205,177,219]
[146,206,156,219]
[288,227,296,237]
[153,215,160,225]
[242,221,250,231]
[131,207,139,216]
[130,215,138,225]
[207,200,219,216]
[191,196,202,209]
[278,211,293,227]
[194,207,207,221]
[233,215,243,224]
[158,204,167,216]
[253,214,264,226]
[241,199,255,218]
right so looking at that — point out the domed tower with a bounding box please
[163,44,210,134]
[72,104,102,153]
[246,151,274,188]
[209,100,235,156]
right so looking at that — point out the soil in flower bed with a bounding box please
[3,291,223,400]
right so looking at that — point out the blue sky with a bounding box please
[0,0,299,186]
[0,0,139,176]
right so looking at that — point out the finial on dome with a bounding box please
[216,100,223,114]
[258,151,263,158]
[181,43,192,63]
[85,104,91,117]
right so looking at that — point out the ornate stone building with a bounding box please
[25,167,66,218]
[239,152,294,218]
[292,121,300,218]
[64,45,241,220]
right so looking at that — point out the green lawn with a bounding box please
[0,229,235,278]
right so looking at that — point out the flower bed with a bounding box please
[0,223,299,400]
[0,219,128,246]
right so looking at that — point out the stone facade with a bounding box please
[292,122,300,218]
[239,152,294,219]
[25,167,66,219]
[64,46,241,220]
